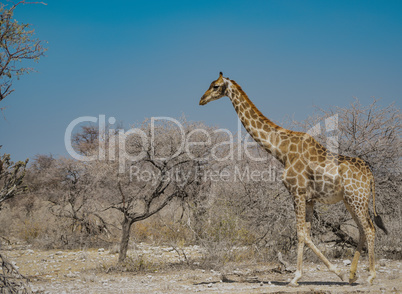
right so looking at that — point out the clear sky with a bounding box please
[1,0,401,161]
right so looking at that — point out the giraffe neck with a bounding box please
[226,79,291,164]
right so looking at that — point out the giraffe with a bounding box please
[199,72,388,286]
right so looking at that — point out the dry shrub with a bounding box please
[103,250,167,273]
[150,220,191,245]
[131,202,193,246]
[189,199,260,270]
[116,255,160,272]
[16,219,42,243]
[132,222,150,242]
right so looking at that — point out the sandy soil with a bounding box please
[2,243,401,293]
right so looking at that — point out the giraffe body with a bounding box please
[199,72,387,286]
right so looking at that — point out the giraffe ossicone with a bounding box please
[199,72,388,286]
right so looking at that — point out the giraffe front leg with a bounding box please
[304,200,346,282]
[289,197,307,287]
[304,226,346,281]
[289,236,305,286]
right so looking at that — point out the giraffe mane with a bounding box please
[229,79,305,136]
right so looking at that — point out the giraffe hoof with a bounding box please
[367,275,375,285]
[288,281,299,287]
[349,274,358,284]
[335,269,347,282]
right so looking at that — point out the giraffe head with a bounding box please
[199,72,229,105]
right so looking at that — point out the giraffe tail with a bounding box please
[371,178,388,234]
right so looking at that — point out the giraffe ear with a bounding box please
[219,72,223,77]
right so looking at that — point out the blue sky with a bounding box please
[1,0,401,161]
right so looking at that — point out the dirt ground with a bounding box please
[1,243,401,294]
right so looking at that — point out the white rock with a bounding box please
[343,259,351,266]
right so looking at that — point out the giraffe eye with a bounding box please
[213,85,220,89]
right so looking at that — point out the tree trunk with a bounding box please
[118,216,133,263]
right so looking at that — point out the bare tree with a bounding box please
[0,0,47,103]
[0,147,28,209]
[72,125,100,156]
[0,3,46,288]
[90,118,223,263]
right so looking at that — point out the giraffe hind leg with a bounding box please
[344,201,365,284]
[364,216,376,284]
[344,198,376,285]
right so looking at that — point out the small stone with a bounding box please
[207,283,213,288]
[343,259,351,266]
[55,251,63,255]
[379,259,387,267]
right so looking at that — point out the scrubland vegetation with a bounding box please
[1,100,400,275]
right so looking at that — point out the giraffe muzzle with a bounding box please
[199,96,208,105]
